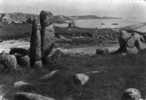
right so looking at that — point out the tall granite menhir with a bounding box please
[30,19,42,68]
[30,11,56,68]
[40,10,55,64]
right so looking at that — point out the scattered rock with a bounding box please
[122,88,143,100]
[126,47,139,54]
[0,51,18,71]
[96,48,109,55]
[39,70,59,80]
[16,55,30,68]
[14,81,30,88]
[73,73,89,85]
[14,92,55,100]
[0,84,9,100]
[14,81,37,93]
[49,49,64,62]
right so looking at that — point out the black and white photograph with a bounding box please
[0,0,146,100]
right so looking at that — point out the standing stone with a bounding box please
[134,33,146,50]
[40,11,53,27]
[118,30,131,53]
[120,29,132,40]
[40,10,55,64]
[0,52,17,71]
[126,33,139,54]
[113,29,136,54]
[114,29,146,55]
[4,92,55,100]
[16,55,30,68]
[126,33,146,54]
[30,19,42,68]
[121,88,143,100]
[74,73,89,86]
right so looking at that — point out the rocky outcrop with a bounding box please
[113,29,146,54]
[0,13,36,24]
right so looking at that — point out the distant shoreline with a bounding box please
[70,15,121,20]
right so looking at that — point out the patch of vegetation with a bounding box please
[0,23,31,40]
[1,51,146,100]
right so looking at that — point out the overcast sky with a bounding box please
[0,0,146,19]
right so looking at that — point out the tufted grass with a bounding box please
[1,50,146,100]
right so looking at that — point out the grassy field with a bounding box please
[0,22,119,49]
[1,22,146,100]
[53,52,146,100]
[0,23,31,40]
[1,50,146,100]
